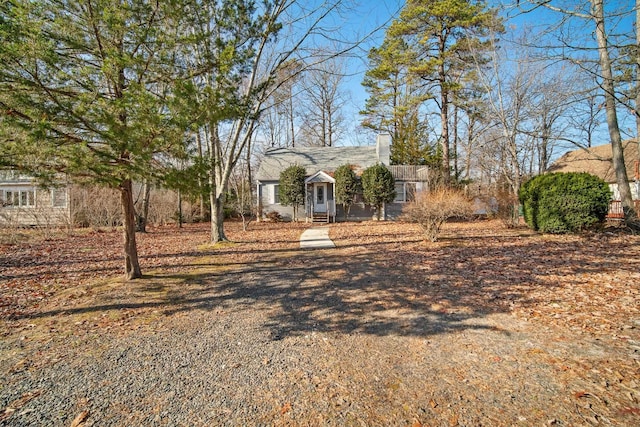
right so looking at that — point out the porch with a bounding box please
[304,171,336,223]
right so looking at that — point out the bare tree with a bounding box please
[298,53,348,147]
[521,0,638,223]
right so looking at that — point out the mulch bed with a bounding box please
[1,219,639,425]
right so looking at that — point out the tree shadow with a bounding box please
[16,228,636,343]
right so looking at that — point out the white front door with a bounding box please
[314,183,327,213]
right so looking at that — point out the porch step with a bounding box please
[311,214,329,223]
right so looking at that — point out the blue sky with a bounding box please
[336,0,636,147]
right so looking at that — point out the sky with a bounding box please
[333,0,636,148]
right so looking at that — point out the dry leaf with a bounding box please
[280,403,292,415]
[70,410,90,427]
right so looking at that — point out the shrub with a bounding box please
[361,164,395,220]
[494,187,519,228]
[519,172,611,234]
[402,187,474,242]
[279,165,306,221]
[265,211,282,222]
[334,164,360,220]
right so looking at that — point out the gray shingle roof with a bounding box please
[256,146,379,181]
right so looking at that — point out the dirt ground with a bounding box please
[1,219,639,425]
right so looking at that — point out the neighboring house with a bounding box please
[547,140,640,217]
[256,135,433,222]
[0,171,71,226]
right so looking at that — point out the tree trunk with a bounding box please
[440,92,450,185]
[210,190,227,243]
[136,179,151,232]
[452,102,459,180]
[196,131,207,221]
[438,34,451,185]
[178,189,183,228]
[636,0,640,191]
[120,179,142,280]
[592,0,637,221]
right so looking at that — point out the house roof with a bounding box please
[256,146,379,181]
[0,170,35,185]
[547,141,639,183]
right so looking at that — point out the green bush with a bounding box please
[334,164,360,219]
[279,165,306,221]
[361,164,395,220]
[519,172,611,233]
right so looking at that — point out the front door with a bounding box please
[314,183,327,213]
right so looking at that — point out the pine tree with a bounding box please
[0,0,189,279]
[364,0,502,181]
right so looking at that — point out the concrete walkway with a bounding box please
[299,226,336,249]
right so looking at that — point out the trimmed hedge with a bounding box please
[519,172,611,233]
[361,164,395,220]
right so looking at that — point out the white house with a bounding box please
[0,171,71,226]
[256,135,433,222]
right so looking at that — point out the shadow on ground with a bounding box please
[14,225,638,341]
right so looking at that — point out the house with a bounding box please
[0,170,71,227]
[255,135,433,222]
[547,140,640,217]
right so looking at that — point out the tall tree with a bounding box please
[383,0,502,182]
[361,32,436,165]
[299,53,348,147]
[522,0,638,223]
[0,0,188,279]
[179,0,281,243]
[182,0,357,243]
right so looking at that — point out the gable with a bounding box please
[305,171,335,184]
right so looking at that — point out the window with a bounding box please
[51,188,67,207]
[394,183,405,202]
[316,185,324,204]
[2,189,35,207]
[393,182,417,203]
[273,184,280,204]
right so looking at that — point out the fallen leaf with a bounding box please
[70,410,90,427]
[281,403,292,415]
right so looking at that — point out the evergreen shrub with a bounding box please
[519,172,611,233]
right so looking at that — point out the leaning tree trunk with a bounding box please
[592,0,638,223]
[120,178,142,279]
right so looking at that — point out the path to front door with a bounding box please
[299,226,335,249]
